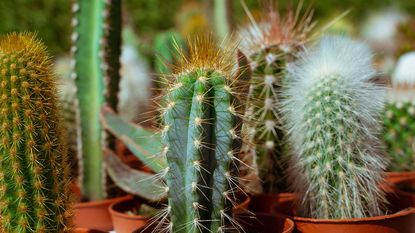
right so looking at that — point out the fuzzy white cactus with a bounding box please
[282,35,387,219]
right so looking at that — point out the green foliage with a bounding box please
[154,30,186,77]
[72,0,122,201]
[0,0,71,55]
[384,101,415,172]
[0,33,72,232]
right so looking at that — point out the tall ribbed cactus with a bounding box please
[156,35,247,233]
[0,33,72,232]
[238,4,315,193]
[383,52,415,172]
[283,36,387,219]
[72,0,122,200]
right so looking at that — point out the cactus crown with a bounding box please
[151,34,248,233]
[282,36,387,219]
[0,32,72,232]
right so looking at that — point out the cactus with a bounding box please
[71,0,122,200]
[383,52,415,172]
[238,3,315,193]
[0,33,72,232]
[102,35,250,232]
[282,36,387,219]
[158,35,247,232]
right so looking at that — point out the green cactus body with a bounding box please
[72,0,122,200]
[283,36,386,219]
[0,33,72,232]
[245,46,288,193]
[384,101,415,171]
[161,37,244,233]
[239,5,316,193]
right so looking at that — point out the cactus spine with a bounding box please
[239,4,315,193]
[0,33,72,232]
[72,0,122,200]
[156,35,246,233]
[283,36,387,219]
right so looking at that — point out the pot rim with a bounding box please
[109,195,149,220]
[292,208,415,223]
[75,195,131,209]
[386,171,415,177]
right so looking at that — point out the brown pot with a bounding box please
[133,213,294,233]
[232,195,251,215]
[249,193,296,214]
[74,195,130,231]
[109,196,149,233]
[272,190,415,233]
[386,171,415,184]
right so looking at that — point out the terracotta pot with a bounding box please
[109,196,149,233]
[74,228,107,233]
[232,195,251,215]
[386,171,415,184]
[74,195,130,231]
[394,177,415,195]
[133,213,294,233]
[249,193,296,214]
[272,190,415,233]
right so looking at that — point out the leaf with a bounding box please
[101,106,167,172]
[104,149,166,202]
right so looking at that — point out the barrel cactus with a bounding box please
[383,52,415,172]
[0,33,72,232]
[283,36,387,219]
[238,4,316,193]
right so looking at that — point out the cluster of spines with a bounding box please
[71,0,121,200]
[283,36,386,219]
[0,33,72,232]
[383,101,415,171]
[148,35,248,233]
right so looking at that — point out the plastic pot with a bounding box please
[272,190,415,233]
[74,195,130,231]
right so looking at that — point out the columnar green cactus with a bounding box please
[283,36,387,219]
[157,35,246,233]
[0,33,72,232]
[383,52,415,172]
[239,5,315,193]
[72,0,122,200]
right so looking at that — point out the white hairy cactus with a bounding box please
[282,35,387,219]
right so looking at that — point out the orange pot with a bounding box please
[272,190,415,233]
[386,171,415,184]
[133,213,294,233]
[74,195,130,231]
[109,196,149,233]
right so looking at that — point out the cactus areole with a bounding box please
[0,33,72,232]
[158,35,247,233]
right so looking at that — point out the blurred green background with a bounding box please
[1,0,414,57]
